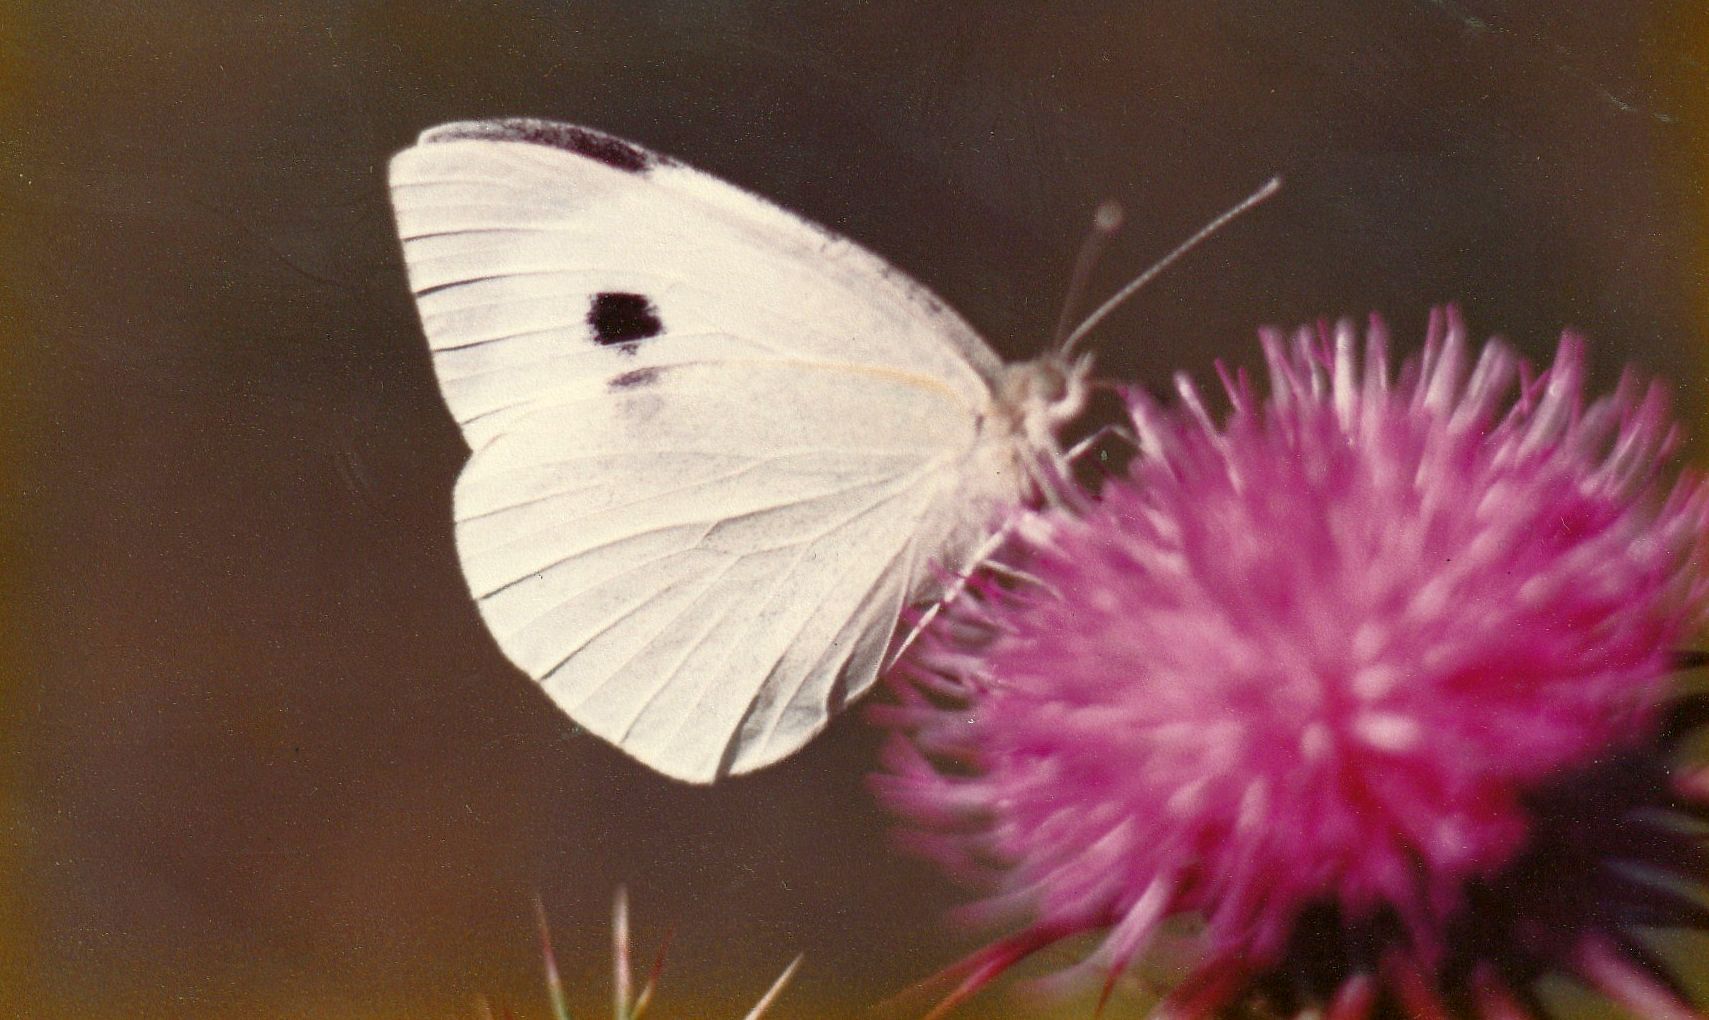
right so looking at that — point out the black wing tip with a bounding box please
[418,118,670,175]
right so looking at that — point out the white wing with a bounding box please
[389,119,1021,782]
[390,119,1002,447]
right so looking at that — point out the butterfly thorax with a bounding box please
[968,353,1092,516]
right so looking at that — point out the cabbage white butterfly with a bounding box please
[389,118,1273,782]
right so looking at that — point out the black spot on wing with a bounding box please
[610,367,662,390]
[421,119,665,174]
[589,292,664,348]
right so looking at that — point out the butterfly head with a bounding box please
[997,352,1094,459]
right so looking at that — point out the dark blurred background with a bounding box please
[5,3,1707,1018]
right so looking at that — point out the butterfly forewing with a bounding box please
[391,120,1001,439]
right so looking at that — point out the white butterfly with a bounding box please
[389,118,1270,783]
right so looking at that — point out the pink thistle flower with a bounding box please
[872,308,1709,1018]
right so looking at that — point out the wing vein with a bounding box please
[475,519,710,601]
[744,521,923,758]
[605,558,773,739]
[657,460,944,765]
[524,541,727,677]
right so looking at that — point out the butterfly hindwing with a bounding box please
[452,361,973,780]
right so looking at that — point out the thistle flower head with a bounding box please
[874,309,1709,1017]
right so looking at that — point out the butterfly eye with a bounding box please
[1035,363,1070,403]
[588,292,664,347]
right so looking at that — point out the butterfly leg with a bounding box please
[1030,421,1139,513]
[890,423,1136,669]
[981,558,1046,590]
[1063,422,1138,466]
[886,518,1021,670]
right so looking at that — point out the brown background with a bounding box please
[6,3,1708,1018]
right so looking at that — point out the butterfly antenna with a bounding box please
[1058,176,1282,357]
[1051,200,1126,348]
